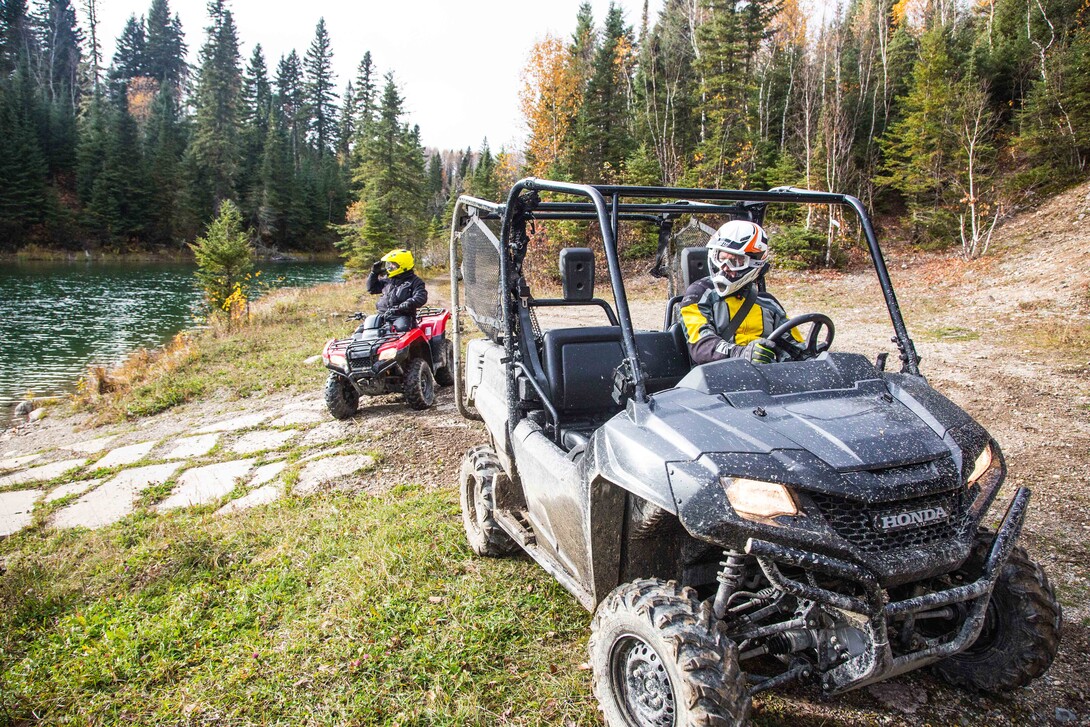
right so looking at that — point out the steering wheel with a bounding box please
[765,313,835,361]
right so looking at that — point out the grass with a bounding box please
[75,283,370,424]
[0,486,597,725]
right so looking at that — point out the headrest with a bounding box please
[559,247,594,301]
[681,246,708,289]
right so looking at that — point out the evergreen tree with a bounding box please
[182,0,242,231]
[304,17,336,156]
[0,0,35,75]
[339,73,427,271]
[335,79,356,161]
[110,14,147,82]
[276,50,305,166]
[0,74,49,236]
[144,82,185,244]
[354,51,376,129]
[877,22,963,243]
[145,0,187,89]
[572,3,635,181]
[39,0,82,109]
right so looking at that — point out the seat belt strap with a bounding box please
[720,285,757,343]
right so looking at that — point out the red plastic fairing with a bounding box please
[417,310,450,338]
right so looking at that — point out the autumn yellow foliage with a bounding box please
[520,35,582,176]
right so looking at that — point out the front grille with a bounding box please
[810,488,967,553]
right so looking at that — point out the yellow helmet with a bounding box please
[381,248,414,277]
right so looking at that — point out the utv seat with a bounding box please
[540,324,691,450]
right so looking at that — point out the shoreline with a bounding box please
[1,247,342,264]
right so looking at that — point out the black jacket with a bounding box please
[366,269,428,317]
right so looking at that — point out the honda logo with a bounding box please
[874,506,949,531]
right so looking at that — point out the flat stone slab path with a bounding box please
[0,395,381,536]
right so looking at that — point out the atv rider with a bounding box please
[366,248,428,332]
[680,220,802,365]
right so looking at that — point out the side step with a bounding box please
[494,508,595,611]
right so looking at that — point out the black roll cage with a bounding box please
[449,178,921,424]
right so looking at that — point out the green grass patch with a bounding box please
[918,326,981,342]
[0,487,597,724]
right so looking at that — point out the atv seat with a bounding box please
[540,325,690,449]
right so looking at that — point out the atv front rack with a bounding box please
[745,486,1031,694]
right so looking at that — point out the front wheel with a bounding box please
[932,533,1062,692]
[324,372,359,420]
[403,358,436,410]
[589,579,749,727]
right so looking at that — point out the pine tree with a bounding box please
[877,22,963,243]
[238,44,271,229]
[276,50,305,167]
[0,74,49,235]
[39,0,82,109]
[304,17,337,157]
[340,73,427,271]
[145,0,187,89]
[335,79,357,161]
[144,82,185,244]
[182,0,242,231]
[111,14,147,82]
[354,51,376,129]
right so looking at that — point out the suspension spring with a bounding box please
[713,549,747,620]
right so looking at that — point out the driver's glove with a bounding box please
[371,261,384,275]
[740,338,776,364]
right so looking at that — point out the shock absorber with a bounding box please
[713,549,747,620]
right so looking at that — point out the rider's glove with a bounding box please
[382,308,400,322]
[371,261,384,275]
[741,338,776,365]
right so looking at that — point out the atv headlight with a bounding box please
[967,444,994,485]
[723,477,799,520]
[377,346,397,361]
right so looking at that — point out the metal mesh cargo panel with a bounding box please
[460,217,503,341]
[669,219,714,296]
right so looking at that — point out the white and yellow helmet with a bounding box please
[707,220,770,296]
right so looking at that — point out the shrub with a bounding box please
[189,200,254,314]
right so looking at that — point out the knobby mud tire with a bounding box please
[932,532,1062,693]
[403,358,436,410]
[589,578,750,727]
[435,340,455,387]
[630,496,680,539]
[459,445,518,557]
[324,372,359,420]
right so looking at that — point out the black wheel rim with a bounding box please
[422,368,434,402]
[610,634,676,727]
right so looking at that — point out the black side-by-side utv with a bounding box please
[447,181,1060,725]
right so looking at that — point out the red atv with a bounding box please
[321,307,454,418]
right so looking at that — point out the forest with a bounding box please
[0,0,1087,265]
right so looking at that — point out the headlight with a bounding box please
[967,444,993,485]
[723,477,799,520]
[377,346,397,361]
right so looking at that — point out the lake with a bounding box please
[0,259,345,422]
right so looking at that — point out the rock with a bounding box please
[13,400,34,417]
[0,457,88,488]
[0,489,45,537]
[216,484,282,515]
[249,460,286,487]
[52,463,181,530]
[304,354,322,365]
[0,453,42,471]
[229,429,297,454]
[67,435,118,454]
[867,682,927,715]
[294,454,374,495]
[1055,708,1077,723]
[300,420,358,447]
[269,409,325,426]
[43,479,101,503]
[28,408,48,422]
[94,441,157,469]
[161,433,220,460]
[157,459,255,511]
[192,412,275,435]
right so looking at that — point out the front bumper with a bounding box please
[745,486,1030,693]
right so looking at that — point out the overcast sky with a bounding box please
[92,0,665,151]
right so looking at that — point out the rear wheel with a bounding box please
[932,533,1062,692]
[459,445,517,557]
[324,372,359,420]
[589,579,749,727]
[403,358,436,410]
[434,339,455,387]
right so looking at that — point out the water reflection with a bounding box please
[0,260,344,411]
